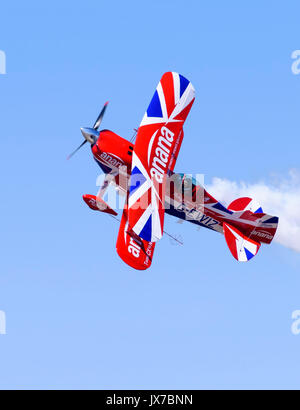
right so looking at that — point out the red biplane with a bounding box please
[68,72,279,270]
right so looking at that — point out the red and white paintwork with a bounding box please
[81,72,279,270]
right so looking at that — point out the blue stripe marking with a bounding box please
[245,248,255,260]
[179,74,189,97]
[129,166,146,196]
[255,207,263,214]
[139,215,152,242]
[165,205,220,232]
[94,158,112,174]
[147,90,163,118]
[213,202,233,214]
[263,216,278,224]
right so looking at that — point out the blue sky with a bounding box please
[0,0,300,389]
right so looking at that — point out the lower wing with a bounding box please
[116,195,156,270]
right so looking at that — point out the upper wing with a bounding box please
[128,72,195,242]
[116,195,155,270]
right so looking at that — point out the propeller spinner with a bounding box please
[67,101,109,160]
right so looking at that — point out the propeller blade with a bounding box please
[67,140,87,160]
[68,101,108,160]
[93,101,109,130]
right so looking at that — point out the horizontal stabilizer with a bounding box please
[82,194,117,216]
[223,222,261,262]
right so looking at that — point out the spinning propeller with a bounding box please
[67,101,109,160]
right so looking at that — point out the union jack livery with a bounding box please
[164,173,278,262]
[68,72,279,270]
[128,72,195,243]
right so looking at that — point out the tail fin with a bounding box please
[227,197,263,214]
[224,197,279,262]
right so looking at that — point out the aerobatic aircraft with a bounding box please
[68,72,279,270]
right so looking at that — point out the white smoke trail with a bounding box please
[206,169,300,253]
